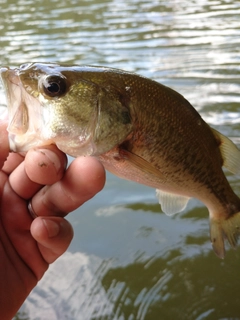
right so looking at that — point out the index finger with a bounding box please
[9,145,67,200]
[30,156,106,217]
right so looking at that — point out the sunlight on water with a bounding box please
[1,0,240,319]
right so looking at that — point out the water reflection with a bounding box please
[18,252,115,319]
[1,0,240,319]
[17,248,240,320]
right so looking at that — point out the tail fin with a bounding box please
[210,213,240,259]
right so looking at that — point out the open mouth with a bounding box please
[0,68,29,147]
[0,67,46,152]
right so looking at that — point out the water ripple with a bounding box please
[136,270,172,320]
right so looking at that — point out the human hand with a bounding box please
[0,121,105,319]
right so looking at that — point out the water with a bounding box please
[1,0,240,319]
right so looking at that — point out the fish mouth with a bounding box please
[0,68,28,150]
[0,67,48,152]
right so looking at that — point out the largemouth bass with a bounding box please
[1,63,240,259]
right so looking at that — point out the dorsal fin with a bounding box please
[211,127,240,175]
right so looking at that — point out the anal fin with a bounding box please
[156,189,190,216]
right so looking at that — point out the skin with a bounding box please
[0,120,105,319]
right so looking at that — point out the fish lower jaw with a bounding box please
[55,138,98,157]
[8,133,54,152]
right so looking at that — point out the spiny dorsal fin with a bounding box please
[211,127,240,175]
[156,189,190,216]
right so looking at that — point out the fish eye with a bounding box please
[41,75,67,98]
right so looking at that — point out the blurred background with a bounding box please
[1,0,240,319]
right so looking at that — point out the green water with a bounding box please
[1,0,240,319]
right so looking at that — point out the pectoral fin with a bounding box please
[120,149,165,179]
[211,127,240,175]
[156,189,190,216]
[120,150,190,214]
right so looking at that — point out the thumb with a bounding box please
[0,120,9,169]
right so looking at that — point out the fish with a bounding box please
[1,62,240,259]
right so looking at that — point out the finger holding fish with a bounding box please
[8,145,67,199]
[24,145,67,185]
[29,156,105,217]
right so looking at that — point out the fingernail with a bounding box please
[42,218,60,238]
